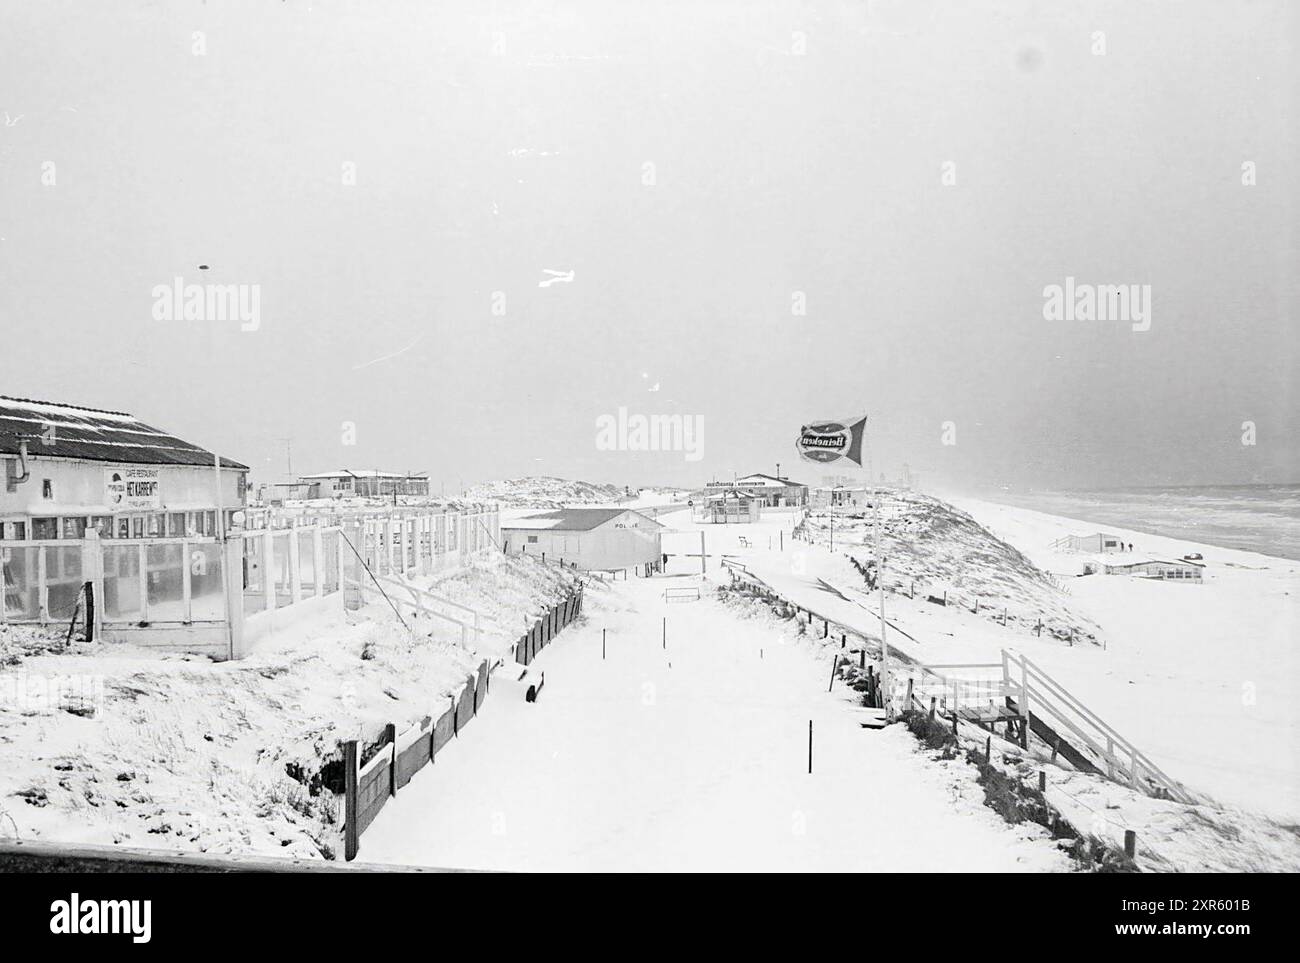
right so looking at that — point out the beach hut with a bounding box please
[1102,557,1205,582]
[692,489,761,524]
[1057,532,1125,553]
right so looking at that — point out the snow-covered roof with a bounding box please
[1103,557,1205,569]
[736,472,807,487]
[501,507,662,532]
[0,395,247,470]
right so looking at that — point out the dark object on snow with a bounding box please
[526,672,545,703]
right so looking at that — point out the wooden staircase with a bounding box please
[899,650,1198,805]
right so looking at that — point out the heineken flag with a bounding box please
[796,416,867,465]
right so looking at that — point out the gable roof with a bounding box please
[0,395,248,470]
[502,507,663,532]
[736,472,806,487]
[1105,557,1205,569]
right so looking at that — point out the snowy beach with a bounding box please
[945,495,1300,822]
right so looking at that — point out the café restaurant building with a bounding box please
[0,395,247,542]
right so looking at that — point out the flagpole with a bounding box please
[875,482,890,717]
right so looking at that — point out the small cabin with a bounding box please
[691,489,761,524]
[1103,557,1205,582]
[1060,532,1125,554]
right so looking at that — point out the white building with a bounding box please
[295,469,430,498]
[1057,532,1126,554]
[501,508,664,573]
[810,485,871,509]
[706,473,808,507]
[1,395,247,541]
[1102,557,1205,581]
[691,489,761,524]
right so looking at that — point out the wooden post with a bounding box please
[942,590,946,607]
[1038,770,1047,793]
[985,736,991,763]
[973,598,978,614]
[602,627,606,660]
[1124,830,1137,859]
[384,723,396,796]
[343,740,359,861]
[859,648,865,668]
[929,696,936,720]
[662,616,666,649]
[807,720,813,774]
[827,655,838,692]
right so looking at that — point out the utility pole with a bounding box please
[276,437,294,477]
[874,484,890,718]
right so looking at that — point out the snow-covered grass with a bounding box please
[0,553,577,861]
[798,492,1102,645]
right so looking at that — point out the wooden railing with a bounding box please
[1002,650,1197,805]
[898,652,1197,806]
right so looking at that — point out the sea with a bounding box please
[975,484,1300,562]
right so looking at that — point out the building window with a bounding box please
[527,535,539,544]
[42,479,53,499]
[61,517,87,539]
[32,517,58,540]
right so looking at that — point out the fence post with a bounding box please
[1124,830,1137,859]
[80,532,105,643]
[384,723,397,797]
[261,529,275,613]
[313,526,325,598]
[344,740,359,861]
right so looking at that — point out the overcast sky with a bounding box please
[0,0,1294,494]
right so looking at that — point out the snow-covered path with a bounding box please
[360,577,1069,871]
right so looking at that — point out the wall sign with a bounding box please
[106,467,161,510]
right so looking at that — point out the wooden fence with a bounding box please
[342,659,488,861]
[514,586,584,667]
[341,586,584,861]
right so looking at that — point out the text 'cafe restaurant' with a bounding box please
[0,395,247,542]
